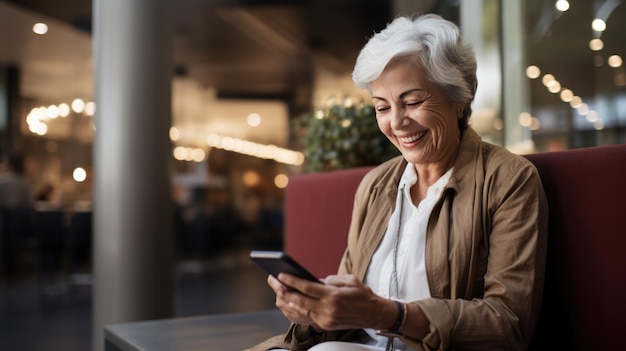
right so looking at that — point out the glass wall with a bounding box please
[524,0,626,150]
[463,0,626,153]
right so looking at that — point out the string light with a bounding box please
[25,99,95,136]
[205,133,304,166]
[526,67,603,130]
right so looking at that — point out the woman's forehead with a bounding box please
[371,61,430,94]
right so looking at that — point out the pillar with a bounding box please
[92,1,174,350]
[500,0,531,149]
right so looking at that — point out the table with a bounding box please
[105,309,289,351]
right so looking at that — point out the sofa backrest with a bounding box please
[284,166,373,278]
[524,143,626,350]
[284,143,626,350]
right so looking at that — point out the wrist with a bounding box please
[376,299,407,337]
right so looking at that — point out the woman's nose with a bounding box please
[390,108,407,129]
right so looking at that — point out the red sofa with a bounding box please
[284,143,626,351]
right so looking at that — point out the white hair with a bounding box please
[352,14,477,110]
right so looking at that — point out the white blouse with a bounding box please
[363,163,452,349]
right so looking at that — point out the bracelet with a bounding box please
[390,300,404,332]
[376,300,407,338]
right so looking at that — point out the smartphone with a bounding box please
[249,250,321,284]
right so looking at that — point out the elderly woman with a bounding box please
[248,14,548,351]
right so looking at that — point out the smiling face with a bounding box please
[371,59,463,172]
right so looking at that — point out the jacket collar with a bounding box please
[446,128,482,193]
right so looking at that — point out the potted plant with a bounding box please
[292,98,399,172]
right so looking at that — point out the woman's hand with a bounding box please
[267,274,318,326]
[267,273,397,331]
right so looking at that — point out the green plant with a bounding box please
[292,101,399,172]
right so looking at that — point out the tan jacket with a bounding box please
[248,128,548,351]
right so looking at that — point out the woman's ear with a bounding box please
[456,104,466,119]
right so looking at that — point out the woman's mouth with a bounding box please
[398,130,428,144]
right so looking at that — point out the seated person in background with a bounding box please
[247,14,548,351]
[0,152,35,281]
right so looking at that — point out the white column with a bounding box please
[501,0,532,150]
[460,0,530,151]
[460,0,503,146]
[92,1,174,350]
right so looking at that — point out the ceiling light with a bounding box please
[547,81,561,93]
[592,19,606,32]
[541,74,555,86]
[576,103,590,115]
[32,22,48,34]
[555,0,570,12]
[73,167,87,182]
[569,96,583,108]
[247,113,261,127]
[589,38,604,51]
[608,55,623,68]
[586,111,599,123]
[559,89,574,102]
[526,65,541,79]
[274,174,289,189]
[594,120,604,130]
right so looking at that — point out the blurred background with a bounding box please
[0,0,624,350]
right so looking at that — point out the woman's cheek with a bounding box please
[376,117,390,138]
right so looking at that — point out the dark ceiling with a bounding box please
[7,0,412,115]
[10,0,620,126]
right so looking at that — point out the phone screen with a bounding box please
[249,250,321,283]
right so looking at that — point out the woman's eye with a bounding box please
[406,100,424,106]
[375,106,390,113]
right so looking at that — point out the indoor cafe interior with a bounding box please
[0,0,624,350]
